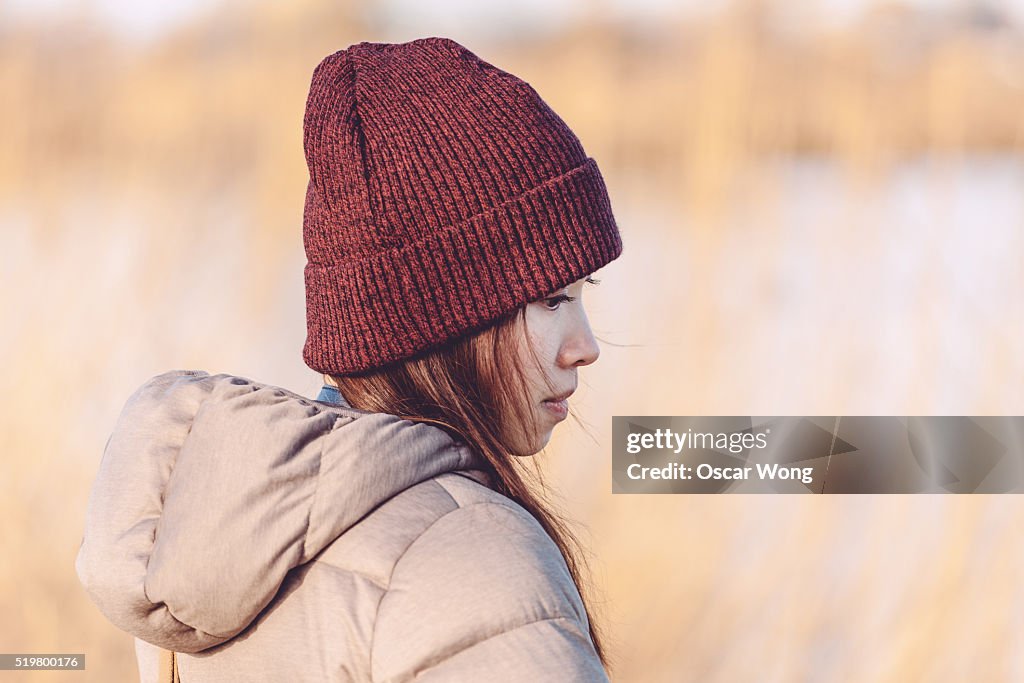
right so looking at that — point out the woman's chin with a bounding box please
[508,429,554,457]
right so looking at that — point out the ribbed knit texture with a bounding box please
[302,37,623,376]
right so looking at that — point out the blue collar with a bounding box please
[316,384,344,405]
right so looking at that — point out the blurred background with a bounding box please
[2,0,1023,680]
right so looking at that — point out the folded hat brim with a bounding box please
[303,157,622,376]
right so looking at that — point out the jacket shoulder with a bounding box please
[364,474,604,682]
[313,471,499,585]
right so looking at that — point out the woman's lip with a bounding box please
[541,398,569,420]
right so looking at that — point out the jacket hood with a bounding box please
[76,370,490,653]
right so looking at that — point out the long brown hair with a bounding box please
[329,306,608,666]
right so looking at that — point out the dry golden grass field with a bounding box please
[2,1,1023,680]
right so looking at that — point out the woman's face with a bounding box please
[505,276,601,456]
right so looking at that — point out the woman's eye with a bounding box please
[542,294,576,310]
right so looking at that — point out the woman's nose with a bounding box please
[559,311,601,368]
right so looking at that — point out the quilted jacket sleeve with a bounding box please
[370,501,609,683]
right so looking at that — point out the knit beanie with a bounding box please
[302,37,623,376]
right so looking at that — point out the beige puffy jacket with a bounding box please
[76,370,608,682]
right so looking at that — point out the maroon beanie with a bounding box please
[302,37,622,376]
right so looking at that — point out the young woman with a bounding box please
[77,37,622,682]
